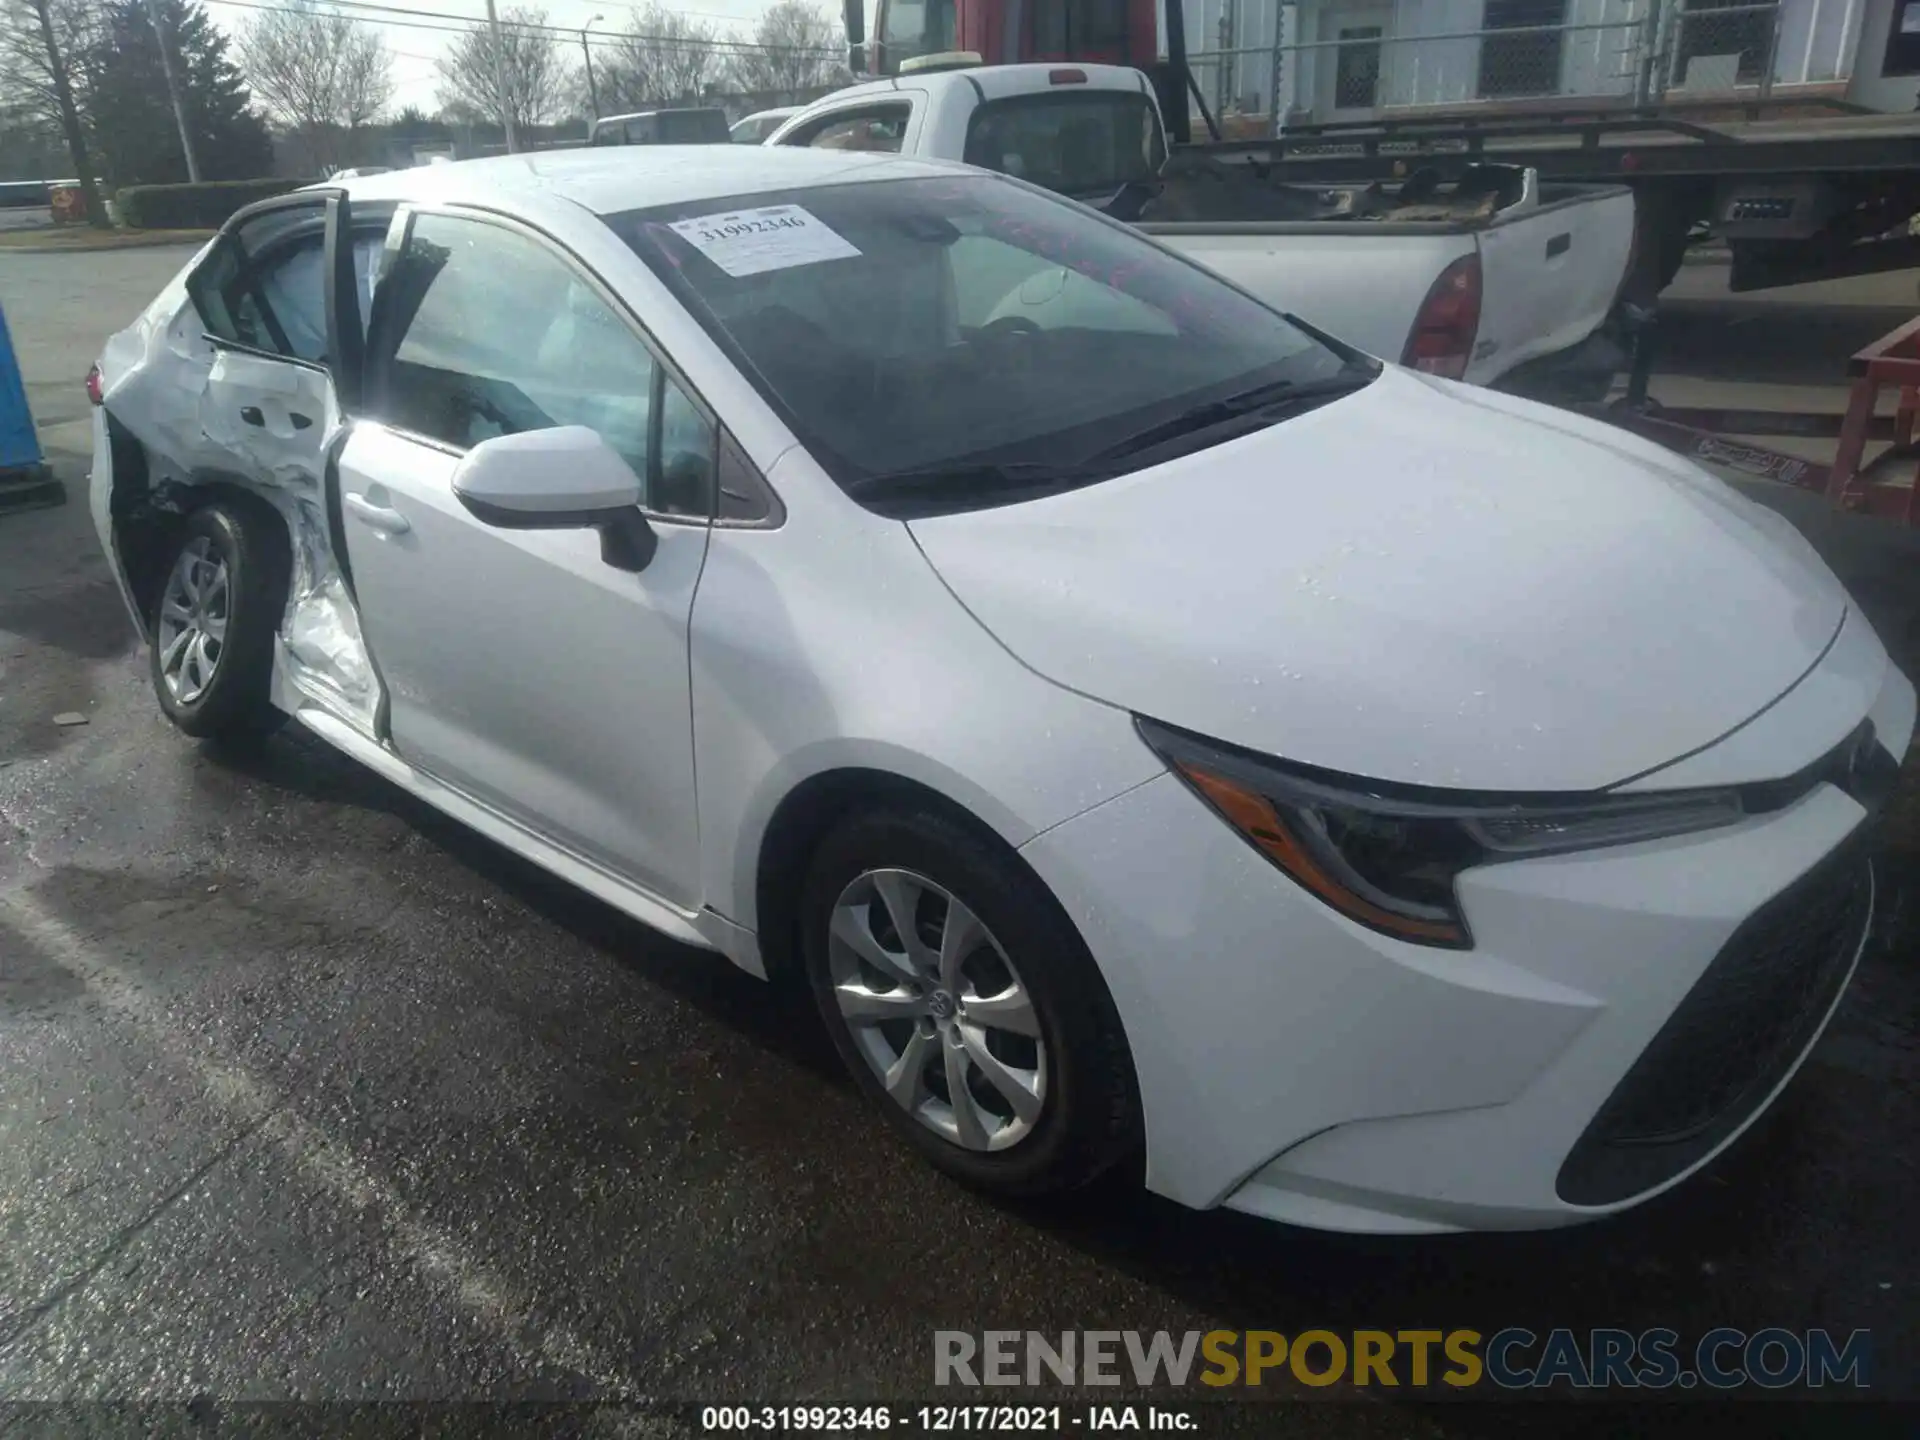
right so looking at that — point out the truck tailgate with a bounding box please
[1470,187,1635,385]
[1139,225,1477,368]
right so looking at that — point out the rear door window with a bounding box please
[962,91,1165,199]
[188,197,385,363]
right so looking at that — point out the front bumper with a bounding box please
[1019,664,1912,1234]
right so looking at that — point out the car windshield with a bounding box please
[611,174,1365,514]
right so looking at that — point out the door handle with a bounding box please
[343,492,411,535]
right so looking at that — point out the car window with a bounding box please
[795,106,909,153]
[733,115,782,143]
[658,371,717,515]
[880,0,955,62]
[962,92,1166,199]
[365,212,712,517]
[657,110,729,143]
[236,234,383,362]
[190,204,382,363]
[615,174,1361,512]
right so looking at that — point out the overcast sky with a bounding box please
[199,0,803,114]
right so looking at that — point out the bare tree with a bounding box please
[1,0,108,224]
[336,16,391,129]
[436,5,572,133]
[1,0,95,126]
[722,1,844,99]
[600,2,718,109]
[238,2,391,167]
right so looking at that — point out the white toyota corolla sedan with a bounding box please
[88,147,1913,1233]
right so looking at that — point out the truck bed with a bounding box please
[1132,161,1636,389]
[1133,154,1616,230]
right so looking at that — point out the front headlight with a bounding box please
[1137,717,1747,949]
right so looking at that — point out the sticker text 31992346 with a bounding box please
[667,204,862,278]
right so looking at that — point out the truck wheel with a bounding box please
[800,806,1139,1198]
[150,499,289,741]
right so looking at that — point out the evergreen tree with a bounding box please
[87,0,273,187]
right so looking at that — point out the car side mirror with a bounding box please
[452,425,656,571]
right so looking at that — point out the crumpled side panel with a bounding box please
[282,490,380,733]
[98,281,385,737]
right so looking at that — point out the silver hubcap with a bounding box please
[156,537,229,705]
[828,868,1046,1152]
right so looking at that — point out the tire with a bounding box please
[149,498,290,741]
[800,806,1138,1198]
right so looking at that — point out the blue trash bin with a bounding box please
[0,299,64,513]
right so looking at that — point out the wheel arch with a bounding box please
[109,446,295,639]
[760,760,1149,1185]
[752,765,1019,986]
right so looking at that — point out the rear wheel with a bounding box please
[801,807,1138,1197]
[150,500,289,740]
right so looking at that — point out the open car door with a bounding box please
[182,188,390,734]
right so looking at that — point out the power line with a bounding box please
[198,0,843,52]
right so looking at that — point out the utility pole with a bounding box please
[26,0,109,228]
[1215,2,1233,122]
[484,0,520,153]
[1632,0,1663,109]
[580,13,603,119]
[143,0,202,181]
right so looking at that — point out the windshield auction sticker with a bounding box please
[668,204,861,278]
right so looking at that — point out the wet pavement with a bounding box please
[1,248,1916,1431]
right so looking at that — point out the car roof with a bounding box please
[595,106,726,123]
[334,145,967,217]
[799,62,1150,111]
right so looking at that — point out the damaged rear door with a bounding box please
[184,188,389,731]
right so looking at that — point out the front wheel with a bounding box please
[801,807,1138,1198]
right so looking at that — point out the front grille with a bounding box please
[1557,832,1873,1207]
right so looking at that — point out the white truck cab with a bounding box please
[769,63,1164,203]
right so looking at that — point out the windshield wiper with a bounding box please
[1084,367,1378,468]
[846,460,1107,507]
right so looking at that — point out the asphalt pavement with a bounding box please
[1,247,1916,1431]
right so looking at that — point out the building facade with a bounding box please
[1181,0,1920,123]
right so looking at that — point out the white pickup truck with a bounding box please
[767,62,1637,396]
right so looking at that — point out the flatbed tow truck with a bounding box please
[1205,101,1920,298]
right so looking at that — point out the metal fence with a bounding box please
[1182,0,1784,139]
[1663,1,1781,92]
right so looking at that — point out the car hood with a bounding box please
[909,368,1850,791]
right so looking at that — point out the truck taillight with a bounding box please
[1401,254,1481,381]
[1048,68,1088,84]
[85,363,103,406]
